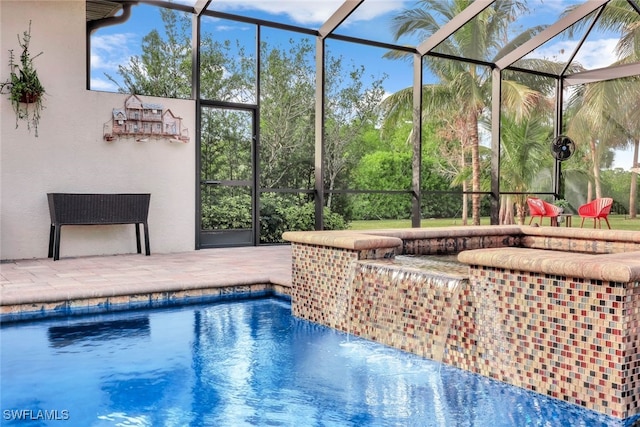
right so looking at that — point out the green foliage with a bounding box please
[108,9,192,98]
[202,193,348,244]
[201,194,252,230]
[259,38,315,189]
[553,199,572,213]
[259,194,348,243]
[349,141,464,220]
[601,168,638,214]
[351,151,412,219]
[350,215,640,231]
[0,21,45,136]
[200,109,253,182]
[107,9,254,101]
[322,54,388,208]
[280,202,348,233]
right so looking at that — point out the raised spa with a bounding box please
[283,225,640,422]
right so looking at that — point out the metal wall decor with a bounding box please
[103,94,189,143]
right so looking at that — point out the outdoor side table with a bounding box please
[555,213,573,227]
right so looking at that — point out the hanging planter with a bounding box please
[20,91,40,104]
[0,21,45,137]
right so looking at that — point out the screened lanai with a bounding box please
[87,0,640,248]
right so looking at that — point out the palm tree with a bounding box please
[498,109,553,224]
[383,0,546,225]
[566,80,622,200]
[624,82,640,218]
[563,0,640,217]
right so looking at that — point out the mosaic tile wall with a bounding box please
[290,243,398,331]
[290,242,639,420]
[1,284,290,322]
[403,235,521,255]
[520,235,640,254]
[350,263,468,361]
[466,267,639,420]
[626,280,640,416]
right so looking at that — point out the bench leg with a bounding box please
[53,225,62,261]
[135,223,142,254]
[48,225,55,258]
[143,222,150,256]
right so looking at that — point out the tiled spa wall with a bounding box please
[289,241,639,421]
[349,262,469,362]
[465,266,639,420]
[402,234,521,255]
[290,243,397,331]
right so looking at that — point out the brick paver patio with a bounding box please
[1,246,292,307]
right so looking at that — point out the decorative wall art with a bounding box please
[103,94,189,143]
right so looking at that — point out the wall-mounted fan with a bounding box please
[550,135,575,161]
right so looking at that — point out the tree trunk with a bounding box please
[468,110,481,225]
[630,138,638,219]
[326,168,335,209]
[516,198,526,225]
[499,194,514,224]
[589,138,602,199]
[460,148,468,225]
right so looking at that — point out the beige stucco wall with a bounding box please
[1,0,196,260]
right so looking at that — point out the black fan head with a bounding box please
[550,135,575,161]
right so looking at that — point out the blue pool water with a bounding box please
[0,298,629,426]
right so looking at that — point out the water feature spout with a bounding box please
[351,259,467,364]
[335,260,358,336]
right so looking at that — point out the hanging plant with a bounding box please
[0,21,45,137]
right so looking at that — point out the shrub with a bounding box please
[202,194,348,244]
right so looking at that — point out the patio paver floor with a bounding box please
[1,245,292,307]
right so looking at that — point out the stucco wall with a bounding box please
[1,1,196,260]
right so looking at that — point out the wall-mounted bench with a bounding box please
[47,193,150,261]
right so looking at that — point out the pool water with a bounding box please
[0,298,627,426]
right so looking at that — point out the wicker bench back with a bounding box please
[47,193,150,224]
[46,193,151,260]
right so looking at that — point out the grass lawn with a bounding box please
[348,214,640,231]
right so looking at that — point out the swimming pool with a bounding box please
[0,298,627,426]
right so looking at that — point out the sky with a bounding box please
[90,0,636,171]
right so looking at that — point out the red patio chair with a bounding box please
[578,197,613,229]
[527,197,562,226]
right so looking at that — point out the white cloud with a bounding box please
[573,38,619,70]
[344,1,408,22]
[91,33,137,71]
[612,147,635,171]
[536,0,581,14]
[528,37,619,70]
[210,0,341,25]
[209,0,406,26]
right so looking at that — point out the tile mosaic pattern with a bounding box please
[466,267,639,419]
[289,236,640,421]
[521,235,640,254]
[1,284,290,322]
[290,243,359,331]
[403,235,521,255]
[350,263,468,361]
